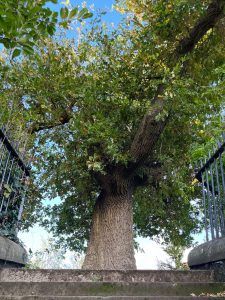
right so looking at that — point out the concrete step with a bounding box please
[0,282,224,297]
[0,297,225,300]
[0,269,215,283]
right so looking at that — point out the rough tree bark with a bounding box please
[82,176,136,270]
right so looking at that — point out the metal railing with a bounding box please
[195,137,225,242]
[0,122,30,241]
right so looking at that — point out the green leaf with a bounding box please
[4,184,12,192]
[82,12,93,19]
[52,11,58,22]
[60,7,69,19]
[23,44,34,55]
[59,21,68,29]
[45,8,52,17]
[77,8,89,19]
[3,191,11,198]
[69,7,78,19]
[50,0,58,3]
[12,48,21,59]
[47,24,55,35]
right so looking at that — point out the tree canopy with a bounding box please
[0,0,225,257]
[0,0,93,57]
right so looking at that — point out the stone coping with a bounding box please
[0,269,214,283]
[0,236,27,266]
[188,236,225,267]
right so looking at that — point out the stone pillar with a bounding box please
[0,236,27,268]
[188,237,225,282]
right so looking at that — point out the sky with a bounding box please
[18,0,206,269]
[49,0,123,25]
[45,0,124,47]
[19,224,206,269]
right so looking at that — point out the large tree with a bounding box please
[1,0,225,269]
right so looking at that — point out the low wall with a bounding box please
[0,236,27,268]
[188,236,225,281]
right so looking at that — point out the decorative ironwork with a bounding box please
[195,136,225,242]
[0,116,30,242]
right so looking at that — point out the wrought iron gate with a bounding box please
[0,119,30,242]
[195,138,225,242]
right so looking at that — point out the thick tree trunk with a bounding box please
[82,189,136,270]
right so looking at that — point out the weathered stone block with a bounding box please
[188,237,225,281]
[0,236,27,267]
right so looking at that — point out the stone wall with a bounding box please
[190,260,225,282]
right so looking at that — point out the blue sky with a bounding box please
[46,0,123,42]
[49,0,123,25]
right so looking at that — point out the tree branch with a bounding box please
[176,0,225,55]
[29,111,72,134]
[28,99,77,134]
[128,0,225,171]
[130,94,168,168]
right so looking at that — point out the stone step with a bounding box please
[0,269,215,283]
[0,297,225,300]
[0,282,224,297]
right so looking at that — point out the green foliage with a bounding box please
[0,0,93,56]
[1,1,225,251]
[0,209,20,243]
[0,164,30,243]
[158,243,189,270]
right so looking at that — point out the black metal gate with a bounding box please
[0,118,30,241]
[195,138,225,242]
